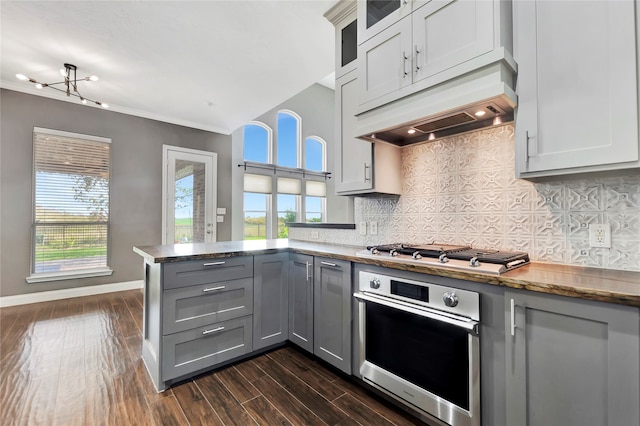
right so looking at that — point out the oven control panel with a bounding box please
[358,271,480,320]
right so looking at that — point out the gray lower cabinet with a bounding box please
[253,253,289,350]
[505,289,640,426]
[162,316,252,381]
[142,256,254,392]
[288,253,314,353]
[314,257,352,374]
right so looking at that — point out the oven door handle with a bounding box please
[354,292,479,333]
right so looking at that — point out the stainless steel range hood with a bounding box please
[356,62,517,146]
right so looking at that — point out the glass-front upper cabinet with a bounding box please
[327,1,358,78]
[358,0,416,44]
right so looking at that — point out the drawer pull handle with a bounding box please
[321,261,337,267]
[202,326,225,335]
[510,298,516,337]
[202,286,225,293]
[203,261,226,266]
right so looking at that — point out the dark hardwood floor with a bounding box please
[0,290,426,426]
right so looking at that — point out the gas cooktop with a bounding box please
[356,243,529,274]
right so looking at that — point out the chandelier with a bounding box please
[16,63,109,108]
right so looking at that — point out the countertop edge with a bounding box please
[133,242,640,308]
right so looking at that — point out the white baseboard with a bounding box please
[0,280,144,308]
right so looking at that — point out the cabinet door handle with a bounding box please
[306,261,311,281]
[202,285,225,293]
[510,298,517,336]
[414,45,420,72]
[321,261,338,267]
[202,326,225,335]
[203,261,226,266]
[402,51,408,78]
[364,163,371,182]
[524,131,530,166]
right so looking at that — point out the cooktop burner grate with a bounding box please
[446,248,530,265]
[365,243,529,267]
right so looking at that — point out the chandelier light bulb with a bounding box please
[88,75,99,81]
[60,68,67,77]
[35,83,43,89]
[16,73,28,81]
[81,98,88,104]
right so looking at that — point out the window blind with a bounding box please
[244,173,272,193]
[277,177,301,195]
[32,128,111,274]
[306,180,327,197]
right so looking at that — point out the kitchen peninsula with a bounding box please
[134,239,640,426]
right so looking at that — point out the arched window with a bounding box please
[305,136,326,172]
[241,111,327,240]
[243,122,272,163]
[277,110,301,168]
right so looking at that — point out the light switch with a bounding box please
[359,221,367,236]
[216,215,224,223]
[217,207,226,215]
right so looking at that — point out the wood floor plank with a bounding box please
[258,356,348,425]
[333,376,424,426]
[333,393,395,426]
[234,357,267,382]
[195,373,257,426]
[251,374,325,426]
[242,395,293,426]
[280,346,340,382]
[149,395,189,426]
[268,347,346,401]
[215,365,260,403]
[172,380,222,426]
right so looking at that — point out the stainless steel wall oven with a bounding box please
[354,271,481,426]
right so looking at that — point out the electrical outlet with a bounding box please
[369,221,378,235]
[589,224,611,248]
[311,230,319,239]
[359,221,367,236]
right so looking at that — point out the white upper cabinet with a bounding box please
[412,0,493,84]
[359,15,413,105]
[327,0,402,196]
[514,0,640,178]
[357,0,512,113]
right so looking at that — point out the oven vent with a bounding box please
[414,112,476,133]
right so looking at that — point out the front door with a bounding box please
[162,145,217,244]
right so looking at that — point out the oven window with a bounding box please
[365,302,470,410]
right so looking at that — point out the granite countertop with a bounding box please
[133,240,640,307]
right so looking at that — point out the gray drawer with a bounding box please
[163,256,253,290]
[162,315,252,381]
[162,278,253,335]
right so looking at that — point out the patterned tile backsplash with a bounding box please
[289,124,640,271]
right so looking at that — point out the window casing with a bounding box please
[29,128,112,281]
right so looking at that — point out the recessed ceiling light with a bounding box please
[407,129,416,134]
[475,110,486,117]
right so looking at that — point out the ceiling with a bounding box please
[0,1,338,135]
